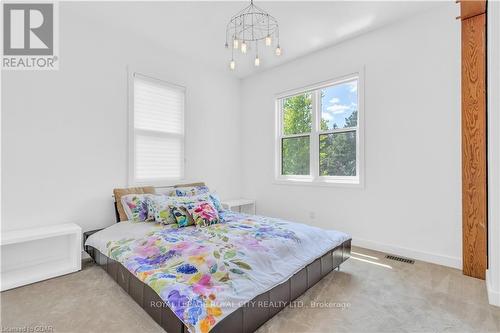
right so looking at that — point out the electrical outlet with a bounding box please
[309,211,316,219]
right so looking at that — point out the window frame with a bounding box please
[128,69,186,186]
[275,70,364,187]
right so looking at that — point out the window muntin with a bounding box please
[277,75,361,184]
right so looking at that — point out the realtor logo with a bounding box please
[2,2,59,70]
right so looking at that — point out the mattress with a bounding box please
[86,211,350,333]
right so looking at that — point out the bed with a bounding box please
[84,184,351,333]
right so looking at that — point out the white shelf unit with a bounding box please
[1,223,82,291]
[221,199,256,214]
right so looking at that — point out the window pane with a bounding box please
[282,136,310,175]
[319,131,356,176]
[135,134,183,180]
[320,80,358,130]
[282,93,312,135]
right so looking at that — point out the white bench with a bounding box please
[0,223,82,291]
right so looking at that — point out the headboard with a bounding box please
[113,182,206,223]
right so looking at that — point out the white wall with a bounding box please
[1,3,466,270]
[1,4,241,232]
[240,4,462,268]
[487,0,500,307]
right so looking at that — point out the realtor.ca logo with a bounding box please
[2,2,59,70]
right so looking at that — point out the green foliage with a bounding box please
[345,110,358,127]
[282,136,310,175]
[282,94,312,175]
[283,93,312,135]
[319,110,357,176]
[282,93,357,177]
[319,131,356,176]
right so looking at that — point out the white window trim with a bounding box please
[127,68,186,187]
[274,69,365,188]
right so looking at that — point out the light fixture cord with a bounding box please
[251,7,254,41]
[234,17,237,42]
[267,14,270,37]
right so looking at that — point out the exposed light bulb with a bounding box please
[265,35,272,46]
[233,39,239,49]
[275,45,281,56]
[229,60,235,70]
[241,41,247,54]
[254,55,260,67]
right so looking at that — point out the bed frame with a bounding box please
[89,184,351,332]
[87,241,350,333]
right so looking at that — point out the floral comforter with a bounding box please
[102,212,350,333]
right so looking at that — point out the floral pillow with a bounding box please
[208,193,224,213]
[173,187,225,214]
[121,194,155,222]
[148,195,176,225]
[150,194,212,225]
[174,185,210,197]
[169,193,210,206]
[187,201,220,227]
[171,206,195,227]
[172,201,220,228]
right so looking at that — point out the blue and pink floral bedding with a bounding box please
[86,211,350,333]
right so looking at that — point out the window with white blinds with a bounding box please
[131,73,185,184]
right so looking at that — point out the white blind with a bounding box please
[133,74,184,181]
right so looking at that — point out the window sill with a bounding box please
[273,177,363,188]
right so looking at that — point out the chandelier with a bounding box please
[225,0,281,70]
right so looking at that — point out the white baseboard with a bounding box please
[352,238,462,269]
[486,269,500,307]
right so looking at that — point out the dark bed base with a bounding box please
[87,239,351,333]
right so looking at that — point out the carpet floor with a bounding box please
[1,246,499,332]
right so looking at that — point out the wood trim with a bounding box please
[461,13,487,279]
[460,0,487,20]
[173,182,205,188]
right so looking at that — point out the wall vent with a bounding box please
[385,255,415,264]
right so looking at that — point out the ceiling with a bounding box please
[70,1,446,78]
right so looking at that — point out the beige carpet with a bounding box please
[1,246,499,332]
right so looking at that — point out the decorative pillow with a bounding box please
[171,206,195,227]
[149,195,177,225]
[149,193,210,225]
[186,201,220,227]
[169,193,209,205]
[173,188,224,214]
[121,194,155,222]
[113,186,155,221]
[208,193,224,213]
[174,185,210,197]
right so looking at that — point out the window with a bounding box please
[276,74,363,185]
[129,73,185,184]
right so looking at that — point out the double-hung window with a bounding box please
[276,73,363,185]
[129,73,185,185]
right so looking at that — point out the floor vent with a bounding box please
[385,255,415,264]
